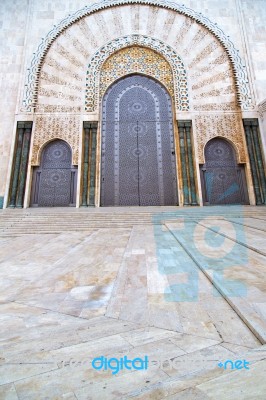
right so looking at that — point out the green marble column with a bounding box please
[16,125,32,208]
[8,122,32,208]
[243,119,266,205]
[89,124,97,206]
[244,123,262,204]
[178,121,199,206]
[178,122,189,205]
[81,126,90,207]
[186,124,198,206]
[82,122,98,207]
[251,123,266,202]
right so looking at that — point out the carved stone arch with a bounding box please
[194,114,247,164]
[31,115,80,166]
[85,36,188,112]
[35,137,74,166]
[100,74,178,206]
[101,71,173,101]
[22,0,253,112]
[200,137,249,205]
[202,135,242,165]
[30,139,78,207]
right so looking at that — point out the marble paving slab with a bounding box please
[0,207,266,398]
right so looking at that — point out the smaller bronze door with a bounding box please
[31,140,77,207]
[201,138,249,205]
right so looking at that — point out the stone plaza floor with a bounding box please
[0,206,266,399]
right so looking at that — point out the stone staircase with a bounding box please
[0,208,155,235]
[0,206,265,235]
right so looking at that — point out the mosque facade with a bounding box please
[1,0,266,209]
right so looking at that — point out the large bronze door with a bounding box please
[101,75,178,206]
[201,138,249,205]
[31,140,77,207]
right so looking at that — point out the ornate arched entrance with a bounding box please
[100,74,178,206]
[200,138,249,205]
[31,140,77,207]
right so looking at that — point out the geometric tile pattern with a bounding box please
[194,113,247,163]
[31,115,80,165]
[86,36,189,112]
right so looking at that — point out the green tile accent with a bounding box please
[178,122,190,205]
[243,119,266,205]
[89,124,97,206]
[81,125,90,206]
[16,124,32,208]
[0,196,3,209]
[82,122,98,207]
[8,122,32,208]
[178,121,199,206]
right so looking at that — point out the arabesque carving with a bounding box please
[194,114,247,164]
[32,116,80,165]
[86,35,189,112]
[21,0,253,112]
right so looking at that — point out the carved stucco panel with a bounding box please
[85,35,189,113]
[21,0,253,113]
[194,114,247,164]
[32,115,80,165]
[99,46,174,104]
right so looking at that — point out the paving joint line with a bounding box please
[227,218,266,234]
[164,224,264,345]
[196,220,266,257]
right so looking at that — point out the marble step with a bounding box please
[1,207,266,235]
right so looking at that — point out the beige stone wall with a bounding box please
[259,99,266,159]
[0,0,28,200]
[240,0,266,103]
[0,0,97,202]
[0,0,265,206]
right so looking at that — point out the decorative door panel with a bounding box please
[101,75,178,206]
[201,138,249,205]
[31,140,77,207]
[37,169,72,207]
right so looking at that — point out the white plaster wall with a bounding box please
[0,0,28,199]
[0,0,98,198]
[240,0,266,104]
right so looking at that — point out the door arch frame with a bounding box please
[200,137,249,205]
[97,73,180,206]
[202,136,241,165]
[30,138,77,207]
